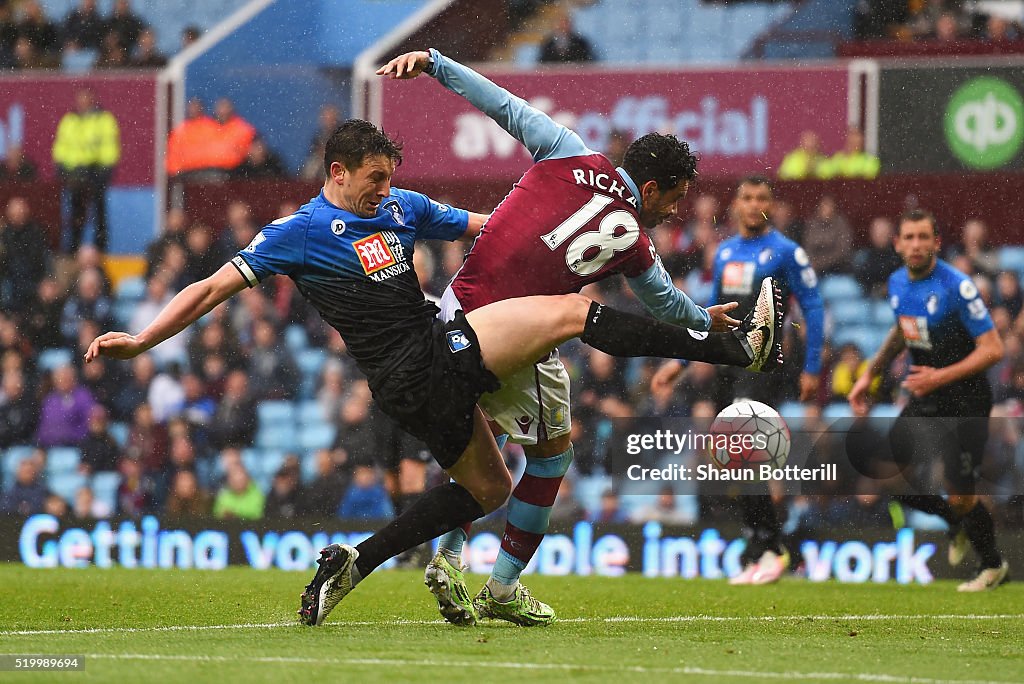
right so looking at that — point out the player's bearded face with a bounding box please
[639,181,688,228]
[897,219,939,274]
[337,155,396,218]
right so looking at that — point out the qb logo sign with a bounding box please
[944,77,1024,170]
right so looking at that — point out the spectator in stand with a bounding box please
[820,127,880,180]
[317,359,347,420]
[0,457,48,515]
[129,274,189,368]
[60,268,114,344]
[189,319,243,375]
[0,197,49,314]
[107,0,145,53]
[589,489,628,524]
[0,370,38,448]
[179,373,216,440]
[214,202,258,262]
[0,145,37,182]
[111,353,154,421]
[213,464,264,520]
[16,1,59,60]
[233,137,287,179]
[538,13,594,63]
[145,208,189,277]
[165,469,211,516]
[853,217,902,298]
[0,4,16,67]
[148,362,184,423]
[247,318,299,401]
[996,271,1023,320]
[23,278,65,350]
[44,493,69,519]
[116,456,154,516]
[338,465,394,520]
[212,98,256,172]
[947,218,998,277]
[79,346,126,411]
[672,193,718,275]
[52,88,120,253]
[129,27,165,67]
[74,244,113,296]
[95,30,128,69]
[852,0,908,39]
[630,485,695,525]
[62,0,105,50]
[802,195,853,275]
[183,223,222,282]
[208,369,257,449]
[265,467,303,518]
[11,35,49,69]
[181,24,201,50]
[830,343,870,401]
[303,448,350,517]
[851,216,901,296]
[73,485,110,519]
[985,14,1020,42]
[166,98,225,180]
[777,130,826,180]
[125,402,168,472]
[930,11,962,41]
[77,403,119,473]
[301,104,341,180]
[37,364,95,447]
[770,199,804,243]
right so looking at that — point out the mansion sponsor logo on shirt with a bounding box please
[353,231,410,282]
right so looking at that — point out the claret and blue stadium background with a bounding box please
[2,0,1024,580]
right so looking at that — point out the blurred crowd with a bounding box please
[3,189,1024,531]
[0,0,195,72]
[854,0,1023,42]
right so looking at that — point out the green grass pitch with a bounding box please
[1,564,1022,683]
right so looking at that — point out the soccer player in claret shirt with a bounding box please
[850,210,1008,591]
[378,48,780,626]
[85,119,782,626]
[651,176,825,585]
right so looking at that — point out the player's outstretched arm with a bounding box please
[84,263,248,363]
[379,49,588,163]
[849,323,905,413]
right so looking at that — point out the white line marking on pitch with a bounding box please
[2,613,1023,636]
[77,653,1022,684]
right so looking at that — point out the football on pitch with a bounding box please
[708,400,791,470]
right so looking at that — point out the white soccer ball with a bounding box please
[708,400,791,470]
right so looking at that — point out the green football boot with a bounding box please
[474,582,555,627]
[424,552,478,626]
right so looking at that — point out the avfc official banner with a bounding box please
[377,65,850,180]
[0,72,157,184]
[879,63,1024,173]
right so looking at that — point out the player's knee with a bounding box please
[552,293,593,335]
[474,471,513,513]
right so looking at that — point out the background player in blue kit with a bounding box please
[850,209,1008,592]
[85,119,783,626]
[652,175,825,584]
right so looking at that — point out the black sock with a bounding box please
[580,302,750,366]
[963,502,1002,569]
[740,494,782,562]
[355,482,484,578]
[893,495,961,526]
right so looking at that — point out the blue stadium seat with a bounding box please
[92,472,122,512]
[116,276,146,301]
[297,400,327,426]
[300,451,320,484]
[822,402,853,420]
[298,424,337,451]
[37,348,73,372]
[820,275,861,301]
[2,446,36,487]
[777,401,805,422]
[999,246,1024,274]
[869,404,900,419]
[257,401,295,429]
[50,473,88,504]
[575,474,614,516]
[109,422,130,448]
[284,325,308,355]
[47,447,82,477]
[871,300,894,326]
[256,426,297,451]
[829,300,871,325]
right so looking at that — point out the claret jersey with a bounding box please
[233,188,468,384]
[427,49,709,331]
[888,259,994,399]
